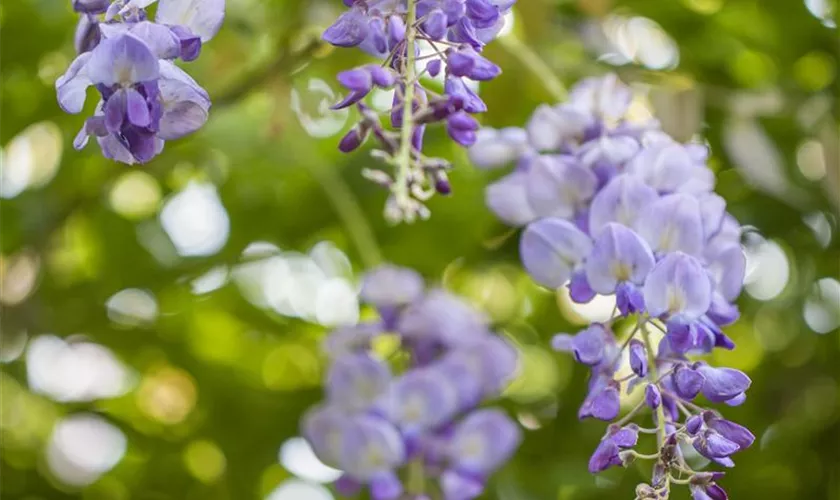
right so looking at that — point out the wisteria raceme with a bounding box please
[56,0,224,164]
[302,264,521,500]
[322,0,516,223]
[470,74,753,499]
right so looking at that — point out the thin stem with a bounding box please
[309,160,383,268]
[498,35,567,101]
[392,0,419,213]
[407,456,425,495]
[640,322,671,498]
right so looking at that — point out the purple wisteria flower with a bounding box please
[57,0,224,164]
[302,264,522,500]
[470,74,753,499]
[322,0,517,223]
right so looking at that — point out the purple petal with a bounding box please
[370,471,403,500]
[589,175,658,235]
[706,245,746,303]
[643,252,712,321]
[157,60,211,139]
[693,430,740,459]
[388,368,460,430]
[628,339,647,377]
[485,171,537,227]
[468,127,529,170]
[525,155,597,219]
[322,8,369,47]
[526,103,594,151]
[449,409,521,474]
[520,218,593,289]
[585,223,655,294]
[422,8,448,39]
[340,416,405,480]
[635,193,705,256]
[360,264,425,309]
[705,416,754,450]
[645,384,662,408]
[588,439,621,473]
[441,469,485,500]
[696,364,751,403]
[568,270,596,304]
[571,325,607,366]
[327,353,391,411]
[87,34,159,87]
[125,88,151,127]
[56,52,93,114]
[104,89,126,132]
[588,384,621,421]
[672,364,705,400]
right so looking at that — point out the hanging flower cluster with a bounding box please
[470,74,753,499]
[301,265,521,500]
[322,0,516,223]
[56,0,225,164]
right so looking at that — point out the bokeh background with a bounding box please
[1,0,839,499]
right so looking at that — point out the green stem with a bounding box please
[408,456,425,495]
[309,160,383,268]
[498,35,567,101]
[392,0,419,214]
[640,322,671,497]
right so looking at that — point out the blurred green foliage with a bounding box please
[1,0,839,499]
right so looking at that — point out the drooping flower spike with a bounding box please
[57,0,225,164]
[301,264,521,500]
[322,0,517,223]
[470,74,753,499]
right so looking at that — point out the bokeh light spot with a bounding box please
[266,478,334,500]
[184,440,226,483]
[109,171,162,220]
[279,437,342,483]
[46,414,127,487]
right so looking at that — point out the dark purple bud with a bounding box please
[588,439,621,473]
[339,126,368,153]
[568,270,597,304]
[433,170,452,195]
[72,0,109,14]
[693,430,740,459]
[666,320,698,354]
[323,8,370,47]
[446,111,479,146]
[447,47,501,81]
[645,384,661,409]
[335,475,362,496]
[450,17,482,50]
[686,414,703,435]
[673,364,705,400]
[705,415,755,450]
[616,282,645,316]
[412,124,426,152]
[427,58,443,77]
[629,340,647,377]
[444,76,487,113]
[387,15,405,47]
[422,8,448,39]
[465,0,501,29]
[588,384,621,421]
[610,425,639,448]
[169,25,202,62]
[696,364,751,404]
[337,67,374,92]
[443,0,467,24]
[367,17,388,54]
[690,483,729,500]
[74,15,101,54]
[368,65,396,88]
[332,90,369,110]
[570,325,606,366]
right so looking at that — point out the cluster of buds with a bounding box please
[322,0,516,223]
